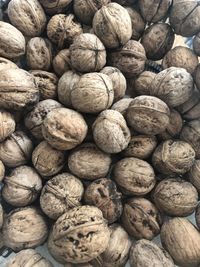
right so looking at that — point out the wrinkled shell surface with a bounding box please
[0,110,15,142]
[53,49,71,77]
[111,98,133,116]
[0,57,18,71]
[126,7,145,40]
[134,71,156,96]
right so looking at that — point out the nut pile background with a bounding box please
[1,0,200,266]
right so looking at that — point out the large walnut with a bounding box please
[0,110,15,142]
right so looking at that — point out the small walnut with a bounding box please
[40,172,84,220]
[93,3,132,49]
[40,0,72,14]
[134,71,156,95]
[8,0,46,37]
[126,7,145,41]
[122,198,162,240]
[111,98,133,116]
[193,32,200,56]
[53,49,71,77]
[194,64,200,92]
[71,73,114,114]
[0,110,15,142]
[187,160,200,192]
[0,57,18,71]
[0,131,33,167]
[68,143,111,180]
[0,204,3,230]
[48,206,110,264]
[0,160,5,182]
[92,110,131,153]
[3,207,48,251]
[2,166,42,207]
[113,157,156,196]
[32,141,65,177]
[26,37,53,71]
[195,203,200,229]
[152,139,195,175]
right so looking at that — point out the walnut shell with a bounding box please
[0,110,15,142]
[187,160,200,192]
[111,98,133,116]
[8,0,46,37]
[193,32,200,56]
[48,206,110,264]
[0,160,5,182]
[134,71,156,95]
[0,204,3,230]
[0,57,18,71]
[40,0,72,14]
[53,49,71,77]
[126,7,145,41]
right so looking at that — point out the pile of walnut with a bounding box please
[2,0,200,266]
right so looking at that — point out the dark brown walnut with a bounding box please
[53,49,71,77]
[0,57,18,71]
[47,14,82,49]
[68,143,111,180]
[0,21,25,59]
[8,0,46,37]
[92,110,131,154]
[26,37,52,71]
[127,96,170,135]
[134,71,156,95]
[30,70,58,100]
[152,178,198,217]
[40,172,84,220]
[194,64,200,92]
[40,0,72,14]
[0,204,3,230]
[196,203,200,229]
[0,131,33,168]
[74,0,110,25]
[0,160,5,182]
[48,206,110,264]
[24,99,62,140]
[150,67,194,107]
[0,68,39,110]
[84,178,122,224]
[162,46,198,74]
[32,141,65,177]
[187,160,200,192]
[193,32,200,56]
[129,239,174,267]
[122,198,162,240]
[139,0,172,23]
[71,73,114,114]
[0,110,15,142]
[161,218,200,267]
[70,33,106,73]
[113,157,156,196]
[111,98,133,116]
[126,7,145,41]
[152,139,195,175]
[108,40,146,78]
[169,0,200,37]
[93,3,132,49]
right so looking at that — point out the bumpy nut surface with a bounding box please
[53,49,71,77]
[40,0,72,14]
[8,0,46,37]
[111,98,133,116]
[187,160,200,192]
[0,57,18,71]
[48,206,110,264]
[68,143,111,180]
[122,198,162,240]
[129,239,174,267]
[92,110,131,154]
[193,32,200,56]
[161,218,200,267]
[3,207,48,251]
[127,96,170,135]
[93,3,132,49]
[126,7,145,41]
[32,141,65,177]
[0,110,15,142]
[0,204,3,230]
[0,131,33,168]
[71,73,114,114]
[113,157,156,196]
[134,71,156,95]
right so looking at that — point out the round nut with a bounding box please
[0,110,15,142]
[126,7,145,40]
[53,49,71,77]
[134,71,156,96]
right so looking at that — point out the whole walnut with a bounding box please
[74,0,110,25]
[193,32,200,56]
[68,143,111,180]
[0,160,5,182]
[48,206,110,264]
[111,98,133,116]
[0,57,18,71]
[161,218,200,267]
[152,139,195,175]
[0,204,3,230]
[32,141,65,177]
[126,7,145,41]
[70,33,106,73]
[0,21,25,59]
[2,166,42,207]
[0,68,39,110]
[162,46,198,74]
[108,40,146,78]
[47,14,82,48]
[26,37,52,71]
[8,0,46,37]
[93,3,132,49]
[113,157,156,196]
[40,172,84,220]
[7,249,53,267]
[24,99,62,140]
[169,0,200,37]
[134,71,156,95]
[3,207,48,251]
[84,178,122,224]
[53,49,71,77]
[40,0,72,14]
[127,96,170,135]
[92,110,131,154]
[195,203,200,229]
[187,160,200,192]
[150,67,194,107]
[194,64,200,92]
[0,131,33,168]
[0,110,15,142]
[71,73,114,114]
[42,108,88,150]
[129,239,174,267]
[152,178,198,217]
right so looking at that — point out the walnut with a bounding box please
[40,0,72,14]
[111,98,133,116]
[8,0,46,37]
[93,3,132,49]
[194,64,200,92]
[193,32,200,56]
[53,49,71,77]
[0,160,5,182]
[187,160,200,192]
[134,71,156,95]
[0,204,3,230]
[48,206,110,264]
[0,57,18,71]
[0,110,15,142]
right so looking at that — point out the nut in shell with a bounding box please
[0,57,18,71]
[40,0,72,14]
[0,110,15,142]
[134,71,156,96]
[111,98,133,116]
[126,7,145,41]
[53,49,71,77]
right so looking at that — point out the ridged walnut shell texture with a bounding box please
[40,0,72,14]
[53,49,71,77]
[111,98,133,116]
[161,218,200,267]
[187,159,200,192]
[0,58,18,72]
[126,7,145,41]
[8,0,46,37]
[48,206,110,264]
[0,110,15,142]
